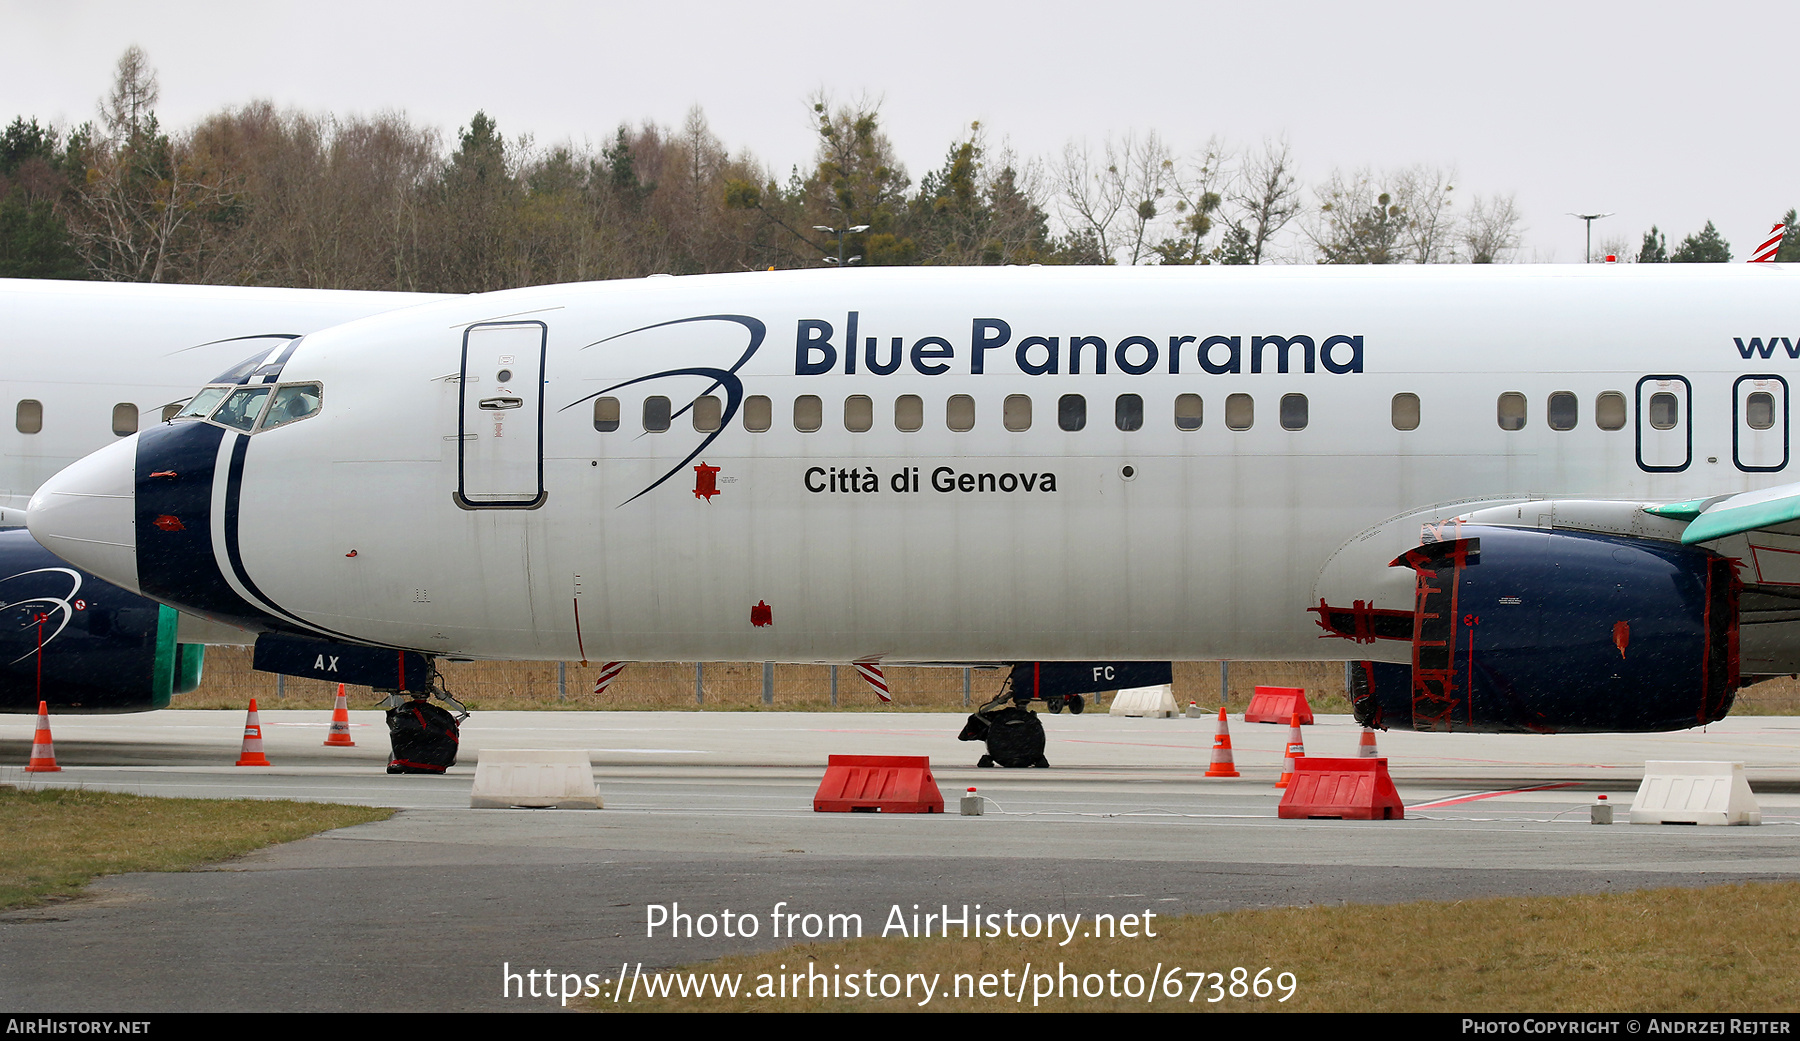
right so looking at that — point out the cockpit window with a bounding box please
[214,387,271,431]
[175,386,230,420]
[174,381,323,432]
[259,384,322,431]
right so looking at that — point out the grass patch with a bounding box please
[0,785,392,910]
[593,883,1800,1013]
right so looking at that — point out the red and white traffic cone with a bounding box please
[324,684,355,747]
[236,698,271,766]
[24,700,59,773]
[1275,712,1306,789]
[1357,727,1380,758]
[1205,707,1240,778]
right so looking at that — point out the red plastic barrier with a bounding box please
[1245,685,1314,725]
[1277,757,1405,820]
[813,755,944,813]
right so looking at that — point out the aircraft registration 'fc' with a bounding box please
[25,263,1800,732]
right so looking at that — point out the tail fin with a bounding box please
[1750,223,1787,263]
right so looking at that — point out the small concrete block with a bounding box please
[1108,683,1177,718]
[1630,761,1759,826]
[1185,701,1204,719]
[471,749,603,809]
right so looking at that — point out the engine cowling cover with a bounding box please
[1350,525,1738,733]
[0,528,203,713]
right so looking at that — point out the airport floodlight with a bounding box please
[1568,212,1615,264]
[815,223,867,267]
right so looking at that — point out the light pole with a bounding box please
[813,223,870,266]
[1568,212,1614,263]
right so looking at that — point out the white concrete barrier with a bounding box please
[471,749,603,809]
[1108,683,1178,718]
[1630,761,1760,826]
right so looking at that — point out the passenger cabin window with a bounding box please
[1497,392,1527,431]
[1391,393,1420,431]
[1003,394,1032,432]
[895,394,923,432]
[794,395,823,433]
[692,395,721,433]
[593,397,620,432]
[1280,393,1308,431]
[1548,392,1578,431]
[1225,393,1253,431]
[947,395,975,432]
[743,395,772,432]
[112,403,138,437]
[1174,394,1202,431]
[15,400,41,434]
[1648,392,1680,430]
[1595,392,1626,431]
[1747,392,1777,430]
[1115,393,1143,431]
[1058,394,1086,431]
[643,396,672,433]
[844,395,873,433]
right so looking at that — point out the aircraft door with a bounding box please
[1733,375,1788,472]
[457,321,547,508]
[1635,375,1691,473]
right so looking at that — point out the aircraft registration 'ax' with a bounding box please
[0,278,440,710]
[26,264,1800,732]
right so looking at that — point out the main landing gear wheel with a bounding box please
[1046,696,1064,714]
[1067,694,1085,715]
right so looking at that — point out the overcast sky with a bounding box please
[5,1,1793,263]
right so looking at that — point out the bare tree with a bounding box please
[1218,138,1300,264]
[66,47,238,282]
[1054,138,1127,263]
[1461,193,1525,263]
[1392,166,1456,263]
[1308,168,1410,264]
[101,46,158,139]
[1117,131,1175,265]
[1154,138,1227,264]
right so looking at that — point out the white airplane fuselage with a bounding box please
[31,264,1800,675]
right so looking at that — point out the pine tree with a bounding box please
[1670,221,1730,262]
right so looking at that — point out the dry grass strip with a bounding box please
[593,883,1800,1013]
[0,785,392,909]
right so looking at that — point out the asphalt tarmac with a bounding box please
[3,708,1798,1012]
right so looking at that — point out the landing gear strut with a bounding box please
[957,676,1049,768]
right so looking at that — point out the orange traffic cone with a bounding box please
[324,684,355,747]
[236,698,271,766]
[24,700,59,773]
[1357,728,1380,758]
[1205,707,1240,777]
[1274,712,1306,789]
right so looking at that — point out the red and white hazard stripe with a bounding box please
[852,660,891,703]
[1751,224,1787,263]
[590,661,626,696]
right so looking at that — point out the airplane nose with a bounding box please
[28,435,140,594]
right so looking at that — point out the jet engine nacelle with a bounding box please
[1348,524,1738,733]
[0,528,203,713]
